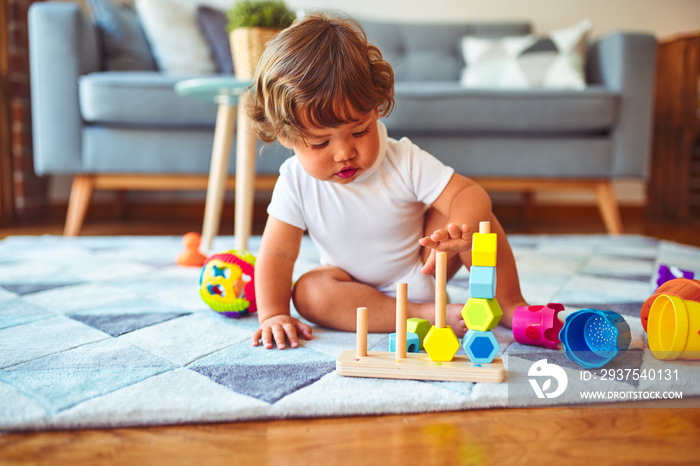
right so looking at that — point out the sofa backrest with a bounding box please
[359,20,532,82]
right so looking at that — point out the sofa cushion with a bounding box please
[80,73,617,134]
[405,134,613,178]
[135,0,221,74]
[460,19,592,90]
[80,72,219,126]
[360,20,531,82]
[85,0,157,71]
[384,82,617,133]
[82,126,290,174]
[197,6,234,74]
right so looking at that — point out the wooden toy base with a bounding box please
[336,350,506,383]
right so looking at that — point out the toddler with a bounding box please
[248,12,528,349]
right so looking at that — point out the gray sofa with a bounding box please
[29,2,657,235]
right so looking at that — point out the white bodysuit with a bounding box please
[267,121,455,302]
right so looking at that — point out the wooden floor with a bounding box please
[1,201,700,465]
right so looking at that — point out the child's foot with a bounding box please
[498,300,529,329]
[446,303,467,337]
[415,302,468,338]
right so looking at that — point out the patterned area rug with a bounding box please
[1,234,699,431]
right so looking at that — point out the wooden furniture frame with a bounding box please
[646,33,700,221]
[63,173,278,239]
[473,178,623,235]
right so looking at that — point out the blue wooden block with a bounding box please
[389,332,420,353]
[462,329,499,363]
[469,266,497,299]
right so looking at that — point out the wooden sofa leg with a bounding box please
[595,182,623,235]
[64,175,96,236]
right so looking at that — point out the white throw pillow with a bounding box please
[135,0,232,74]
[460,19,592,90]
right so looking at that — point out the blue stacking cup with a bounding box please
[559,309,631,369]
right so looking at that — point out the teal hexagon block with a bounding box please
[389,332,420,353]
[462,329,499,363]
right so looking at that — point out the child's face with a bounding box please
[278,107,380,184]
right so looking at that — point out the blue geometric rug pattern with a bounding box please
[1,234,699,431]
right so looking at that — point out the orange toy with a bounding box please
[176,232,207,267]
[640,278,700,331]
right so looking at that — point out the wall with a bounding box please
[286,0,699,40]
[4,0,48,222]
[50,0,700,206]
[69,0,700,48]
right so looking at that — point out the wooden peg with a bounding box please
[356,307,368,359]
[396,283,408,361]
[479,221,491,234]
[435,251,447,329]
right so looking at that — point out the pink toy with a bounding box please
[512,303,564,349]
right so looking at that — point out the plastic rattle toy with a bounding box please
[512,303,564,349]
[647,294,700,361]
[559,308,631,369]
[199,250,256,318]
[640,278,700,331]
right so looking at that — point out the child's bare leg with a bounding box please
[484,215,528,328]
[422,209,528,329]
[291,265,457,333]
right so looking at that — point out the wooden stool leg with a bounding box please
[596,181,623,235]
[234,92,258,251]
[64,175,95,236]
[201,102,237,252]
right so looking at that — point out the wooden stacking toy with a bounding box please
[460,221,503,363]
[336,244,505,383]
[423,252,461,362]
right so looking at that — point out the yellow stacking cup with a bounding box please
[647,294,700,360]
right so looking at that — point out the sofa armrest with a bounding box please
[29,3,100,175]
[587,32,657,179]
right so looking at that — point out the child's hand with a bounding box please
[419,223,471,274]
[252,315,313,350]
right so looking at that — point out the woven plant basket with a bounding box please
[229,27,281,79]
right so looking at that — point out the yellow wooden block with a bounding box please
[461,298,503,331]
[472,232,497,267]
[423,325,460,362]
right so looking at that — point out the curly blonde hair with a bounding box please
[247,12,395,144]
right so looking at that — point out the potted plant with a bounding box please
[227,0,295,79]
